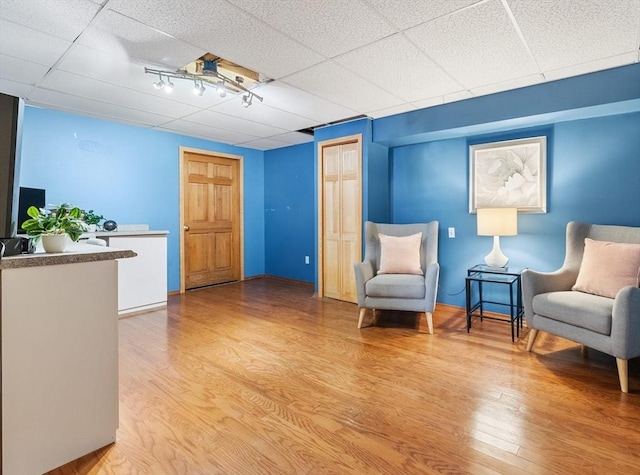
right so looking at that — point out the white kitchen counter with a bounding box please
[1,244,135,473]
[92,231,169,315]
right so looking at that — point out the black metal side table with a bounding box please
[465,264,525,341]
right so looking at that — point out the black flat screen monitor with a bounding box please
[17,187,45,234]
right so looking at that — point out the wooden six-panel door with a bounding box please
[182,151,241,289]
[319,137,362,303]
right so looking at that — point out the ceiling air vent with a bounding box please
[296,114,368,136]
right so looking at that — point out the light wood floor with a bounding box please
[48,277,640,474]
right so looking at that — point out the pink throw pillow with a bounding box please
[378,232,423,275]
[572,238,640,298]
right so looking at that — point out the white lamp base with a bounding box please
[484,235,509,268]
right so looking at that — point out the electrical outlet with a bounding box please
[448,227,455,238]
[305,255,310,264]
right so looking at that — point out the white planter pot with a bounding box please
[41,234,68,253]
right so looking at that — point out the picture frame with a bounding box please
[469,136,547,213]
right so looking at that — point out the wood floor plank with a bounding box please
[46,277,640,474]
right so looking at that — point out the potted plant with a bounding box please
[82,209,104,232]
[21,203,85,253]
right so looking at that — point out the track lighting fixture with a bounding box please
[144,66,263,107]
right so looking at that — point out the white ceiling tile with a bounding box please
[211,99,319,131]
[267,132,314,146]
[77,10,205,69]
[58,44,141,78]
[255,82,359,124]
[0,20,71,67]
[28,88,174,126]
[508,0,640,72]
[542,52,640,82]
[0,78,35,98]
[0,0,101,41]
[0,55,50,85]
[229,0,395,57]
[157,120,260,145]
[25,102,155,129]
[282,61,404,113]
[366,102,418,119]
[38,70,200,118]
[365,0,481,30]
[443,90,474,103]
[183,110,289,138]
[237,137,292,150]
[335,34,462,102]
[412,96,445,109]
[470,73,545,98]
[108,0,323,79]
[406,0,539,89]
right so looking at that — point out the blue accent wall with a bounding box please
[264,142,315,282]
[16,64,640,311]
[366,127,391,224]
[392,111,640,307]
[19,106,265,292]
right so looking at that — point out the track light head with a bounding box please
[215,81,227,98]
[193,81,205,96]
[241,94,251,108]
[153,75,165,90]
[164,78,174,93]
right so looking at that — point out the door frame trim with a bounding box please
[179,146,245,293]
[316,134,362,299]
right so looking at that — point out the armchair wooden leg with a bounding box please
[425,312,433,334]
[357,308,366,329]
[526,328,539,352]
[616,358,629,393]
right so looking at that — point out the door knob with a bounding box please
[183,225,190,231]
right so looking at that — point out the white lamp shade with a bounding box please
[477,208,518,236]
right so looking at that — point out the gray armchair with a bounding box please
[354,221,439,333]
[523,221,640,393]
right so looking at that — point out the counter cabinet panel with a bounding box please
[104,235,168,315]
[1,260,119,474]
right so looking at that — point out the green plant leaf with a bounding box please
[26,206,40,218]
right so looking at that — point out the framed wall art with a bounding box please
[469,136,547,213]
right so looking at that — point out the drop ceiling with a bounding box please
[1,0,638,151]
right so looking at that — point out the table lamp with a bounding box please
[477,207,517,268]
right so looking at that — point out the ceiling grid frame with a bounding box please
[0,0,637,150]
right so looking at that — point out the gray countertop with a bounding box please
[0,242,136,270]
[90,230,169,237]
